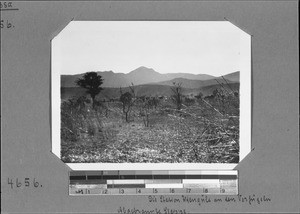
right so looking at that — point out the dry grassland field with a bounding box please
[60,69,240,164]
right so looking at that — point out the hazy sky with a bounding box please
[53,21,250,76]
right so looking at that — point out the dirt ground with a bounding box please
[61,101,239,164]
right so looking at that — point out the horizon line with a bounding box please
[61,66,240,77]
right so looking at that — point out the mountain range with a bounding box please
[61,66,239,88]
[61,66,239,100]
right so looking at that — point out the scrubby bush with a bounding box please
[61,96,90,141]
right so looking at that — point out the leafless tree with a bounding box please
[140,97,159,127]
[119,83,136,122]
[171,82,183,110]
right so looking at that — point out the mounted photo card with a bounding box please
[51,21,251,170]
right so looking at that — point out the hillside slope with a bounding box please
[61,82,239,101]
[61,66,218,88]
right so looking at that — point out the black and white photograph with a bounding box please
[51,21,251,169]
[2,1,299,213]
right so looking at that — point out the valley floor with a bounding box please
[61,102,239,163]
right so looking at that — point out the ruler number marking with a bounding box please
[69,170,238,195]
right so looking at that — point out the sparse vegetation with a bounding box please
[119,84,136,122]
[171,82,183,110]
[61,73,240,164]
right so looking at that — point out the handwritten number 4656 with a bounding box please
[8,178,41,189]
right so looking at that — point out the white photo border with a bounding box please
[51,21,251,171]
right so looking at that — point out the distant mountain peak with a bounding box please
[138,66,151,69]
[129,66,157,74]
[100,70,114,74]
[61,67,238,88]
[221,71,240,82]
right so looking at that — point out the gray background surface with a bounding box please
[1,1,299,213]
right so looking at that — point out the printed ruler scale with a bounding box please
[69,170,238,195]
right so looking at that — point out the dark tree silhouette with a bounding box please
[119,84,136,122]
[76,72,104,108]
[120,92,133,118]
[171,82,183,110]
[195,92,203,100]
